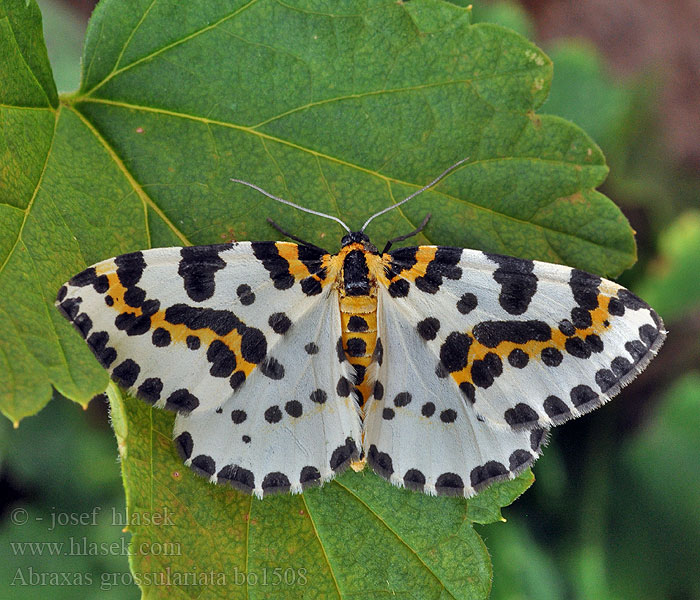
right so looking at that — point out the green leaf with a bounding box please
[0,0,57,107]
[1,0,639,596]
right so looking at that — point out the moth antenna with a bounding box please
[360,158,469,232]
[231,178,351,232]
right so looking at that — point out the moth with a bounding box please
[56,160,665,498]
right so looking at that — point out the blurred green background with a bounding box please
[1,1,699,598]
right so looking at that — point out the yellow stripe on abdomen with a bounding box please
[339,293,378,408]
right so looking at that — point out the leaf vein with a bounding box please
[67,105,191,246]
[82,0,262,98]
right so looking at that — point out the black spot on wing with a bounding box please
[439,332,472,372]
[367,444,393,477]
[336,377,351,397]
[639,323,659,347]
[440,409,457,423]
[558,319,576,336]
[421,402,435,417]
[625,340,647,362]
[151,327,171,347]
[73,313,93,338]
[164,304,244,336]
[435,362,449,378]
[565,336,591,359]
[504,403,539,429]
[240,328,267,364]
[540,347,563,366]
[457,292,477,314]
[191,454,216,477]
[174,431,194,460]
[388,278,410,298]
[301,275,323,296]
[86,331,117,368]
[166,389,200,413]
[137,378,163,404]
[509,449,533,471]
[230,371,246,390]
[236,284,255,306]
[586,334,604,353]
[300,466,321,488]
[252,242,294,290]
[393,392,412,407]
[415,247,463,294]
[417,317,440,340]
[115,252,146,288]
[264,405,282,423]
[262,472,291,495]
[310,389,327,404]
[570,385,598,408]
[543,395,569,419]
[530,428,546,451]
[268,312,292,334]
[297,245,327,276]
[373,337,384,365]
[569,269,600,310]
[459,381,475,403]
[260,357,284,380]
[115,311,152,336]
[618,289,649,310]
[595,369,617,393]
[608,296,625,316]
[285,400,303,417]
[123,286,146,308]
[472,320,551,348]
[218,465,255,493]
[68,267,97,288]
[207,339,237,378]
[331,438,358,471]
[571,306,592,329]
[336,337,346,362]
[112,359,140,388]
[436,473,465,495]
[486,253,537,315]
[373,381,384,400]
[470,461,508,490]
[389,246,418,267]
[403,469,426,491]
[68,267,109,294]
[611,356,633,376]
[508,348,529,368]
[231,409,247,424]
[57,297,81,321]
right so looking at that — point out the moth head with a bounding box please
[341,231,378,254]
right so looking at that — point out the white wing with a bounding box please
[57,242,361,497]
[364,246,665,496]
[364,289,547,496]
